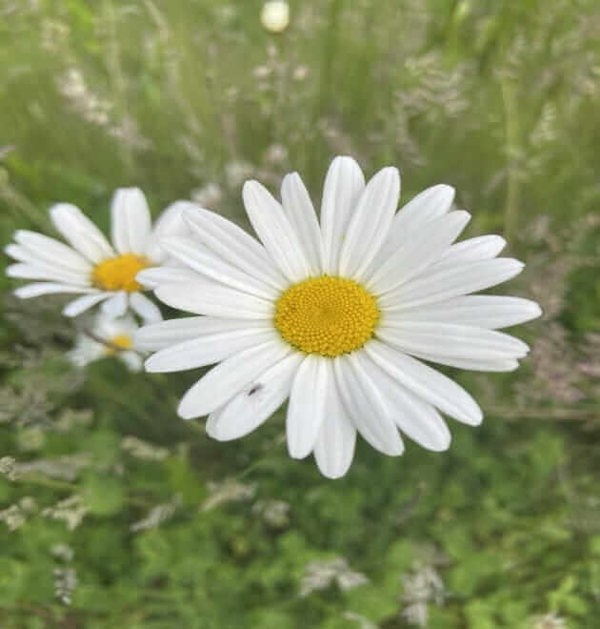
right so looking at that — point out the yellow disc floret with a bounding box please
[274,276,379,357]
[104,334,134,356]
[92,254,149,292]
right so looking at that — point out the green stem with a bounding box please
[500,77,520,241]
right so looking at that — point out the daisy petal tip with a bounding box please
[115,185,143,196]
[143,353,173,373]
[177,400,199,421]
[331,154,357,167]
[135,268,154,286]
[435,183,456,199]
[433,439,452,453]
[13,229,31,243]
[4,243,16,257]
[469,408,484,427]
[328,155,365,181]
[5,264,20,278]
[317,466,349,480]
[454,209,472,225]
[286,435,312,460]
[282,171,300,184]
[531,302,543,320]
[242,179,261,195]
[13,286,31,299]
[48,202,77,224]
[378,165,401,182]
[287,447,310,461]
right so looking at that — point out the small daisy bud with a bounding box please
[261,1,290,34]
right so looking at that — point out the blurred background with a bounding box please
[1,1,599,626]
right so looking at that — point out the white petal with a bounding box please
[68,336,104,367]
[63,292,109,317]
[281,172,322,274]
[320,156,365,274]
[135,316,269,351]
[110,188,152,255]
[183,207,286,290]
[286,355,329,459]
[207,353,302,441]
[177,339,291,419]
[339,167,400,278]
[366,211,471,294]
[101,291,128,318]
[437,235,506,266]
[384,295,542,330]
[373,184,455,267]
[359,353,451,451]
[6,263,89,286]
[155,282,273,319]
[13,230,92,273]
[334,354,405,456]
[161,236,276,299]
[4,243,29,263]
[120,351,144,372]
[145,328,278,372]
[395,183,454,230]
[137,266,200,289]
[407,353,519,372]
[95,313,138,339]
[380,258,525,311]
[4,239,92,284]
[129,292,162,323]
[365,340,483,425]
[313,377,357,478]
[14,282,95,299]
[145,200,189,262]
[50,203,114,263]
[242,180,311,282]
[378,323,529,364]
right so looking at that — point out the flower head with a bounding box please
[5,188,188,322]
[69,313,144,371]
[137,156,541,478]
[261,1,290,34]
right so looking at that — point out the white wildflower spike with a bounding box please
[137,156,542,478]
[5,189,190,321]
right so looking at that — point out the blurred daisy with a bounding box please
[136,156,541,478]
[5,188,187,322]
[69,313,143,371]
[261,1,290,34]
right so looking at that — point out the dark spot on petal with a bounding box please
[248,384,263,396]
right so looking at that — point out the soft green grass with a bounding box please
[1,1,600,627]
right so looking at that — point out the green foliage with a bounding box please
[1,0,600,626]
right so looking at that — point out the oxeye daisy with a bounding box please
[136,156,541,478]
[69,313,144,371]
[5,188,187,322]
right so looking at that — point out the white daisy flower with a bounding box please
[136,156,541,478]
[5,188,188,322]
[69,313,144,371]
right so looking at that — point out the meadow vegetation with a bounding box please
[1,0,600,626]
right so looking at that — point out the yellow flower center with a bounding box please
[104,334,134,356]
[274,276,379,357]
[92,254,150,292]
